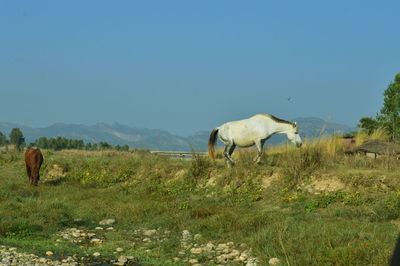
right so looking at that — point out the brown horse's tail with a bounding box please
[208,128,219,159]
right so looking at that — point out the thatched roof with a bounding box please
[346,139,400,155]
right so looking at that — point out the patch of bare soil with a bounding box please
[261,172,280,189]
[305,175,347,194]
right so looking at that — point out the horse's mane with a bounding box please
[262,114,296,127]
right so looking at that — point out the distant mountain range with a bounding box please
[0,118,357,151]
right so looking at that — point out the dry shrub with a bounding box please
[355,128,389,146]
[269,136,346,187]
[279,144,325,186]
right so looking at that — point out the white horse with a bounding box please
[208,114,303,166]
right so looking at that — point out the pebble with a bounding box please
[118,255,128,263]
[182,230,192,240]
[269,257,281,265]
[190,247,204,254]
[217,243,229,250]
[143,229,157,236]
[93,252,101,257]
[46,251,54,256]
[189,258,199,264]
[194,233,202,240]
[90,238,102,244]
[205,242,215,251]
[99,218,115,225]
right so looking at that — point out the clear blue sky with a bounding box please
[1,1,399,136]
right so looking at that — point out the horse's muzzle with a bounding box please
[297,143,303,148]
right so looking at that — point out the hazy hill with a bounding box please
[0,118,357,151]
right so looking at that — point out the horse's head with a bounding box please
[286,122,302,147]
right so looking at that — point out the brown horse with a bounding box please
[24,148,44,186]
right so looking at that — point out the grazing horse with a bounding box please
[208,114,303,166]
[24,148,44,186]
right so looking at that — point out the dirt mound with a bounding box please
[305,176,347,194]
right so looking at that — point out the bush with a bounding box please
[373,193,400,221]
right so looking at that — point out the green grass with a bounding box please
[0,147,399,265]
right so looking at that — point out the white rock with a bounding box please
[205,242,215,251]
[93,252,101,257]
[118,255,128,263]
[95,227,104,230]
[99,218,115,225]
[217,254,229,263]
[45,251,53,256]
[189,258,199,264]
[194,233,202,240]
[269,257,281,265]
[217,243,228,250]
[90,238,102,244]
[190,247,204,254]
[143,229,157,236]
[182,230,192,239]
[228,249,240,258]
[72,232,81,238]
[116,247,124,252]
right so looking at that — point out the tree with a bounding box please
[358,117,379,134]
[9,128,25,151]
[99,141,112,150]
[121,145,129,151]
[377,73,400,140]
[0,131,7,146]
[359,73,400,140]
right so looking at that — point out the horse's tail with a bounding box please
[208,128,219,159]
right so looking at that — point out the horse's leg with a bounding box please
[228,144,236,157]
[26,165,32,185]
[254,139,264,164]
[224,144,236,167]
[32,167,39,186]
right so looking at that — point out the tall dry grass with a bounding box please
[355,127,389,145]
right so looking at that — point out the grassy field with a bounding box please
[0,136,400,265]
